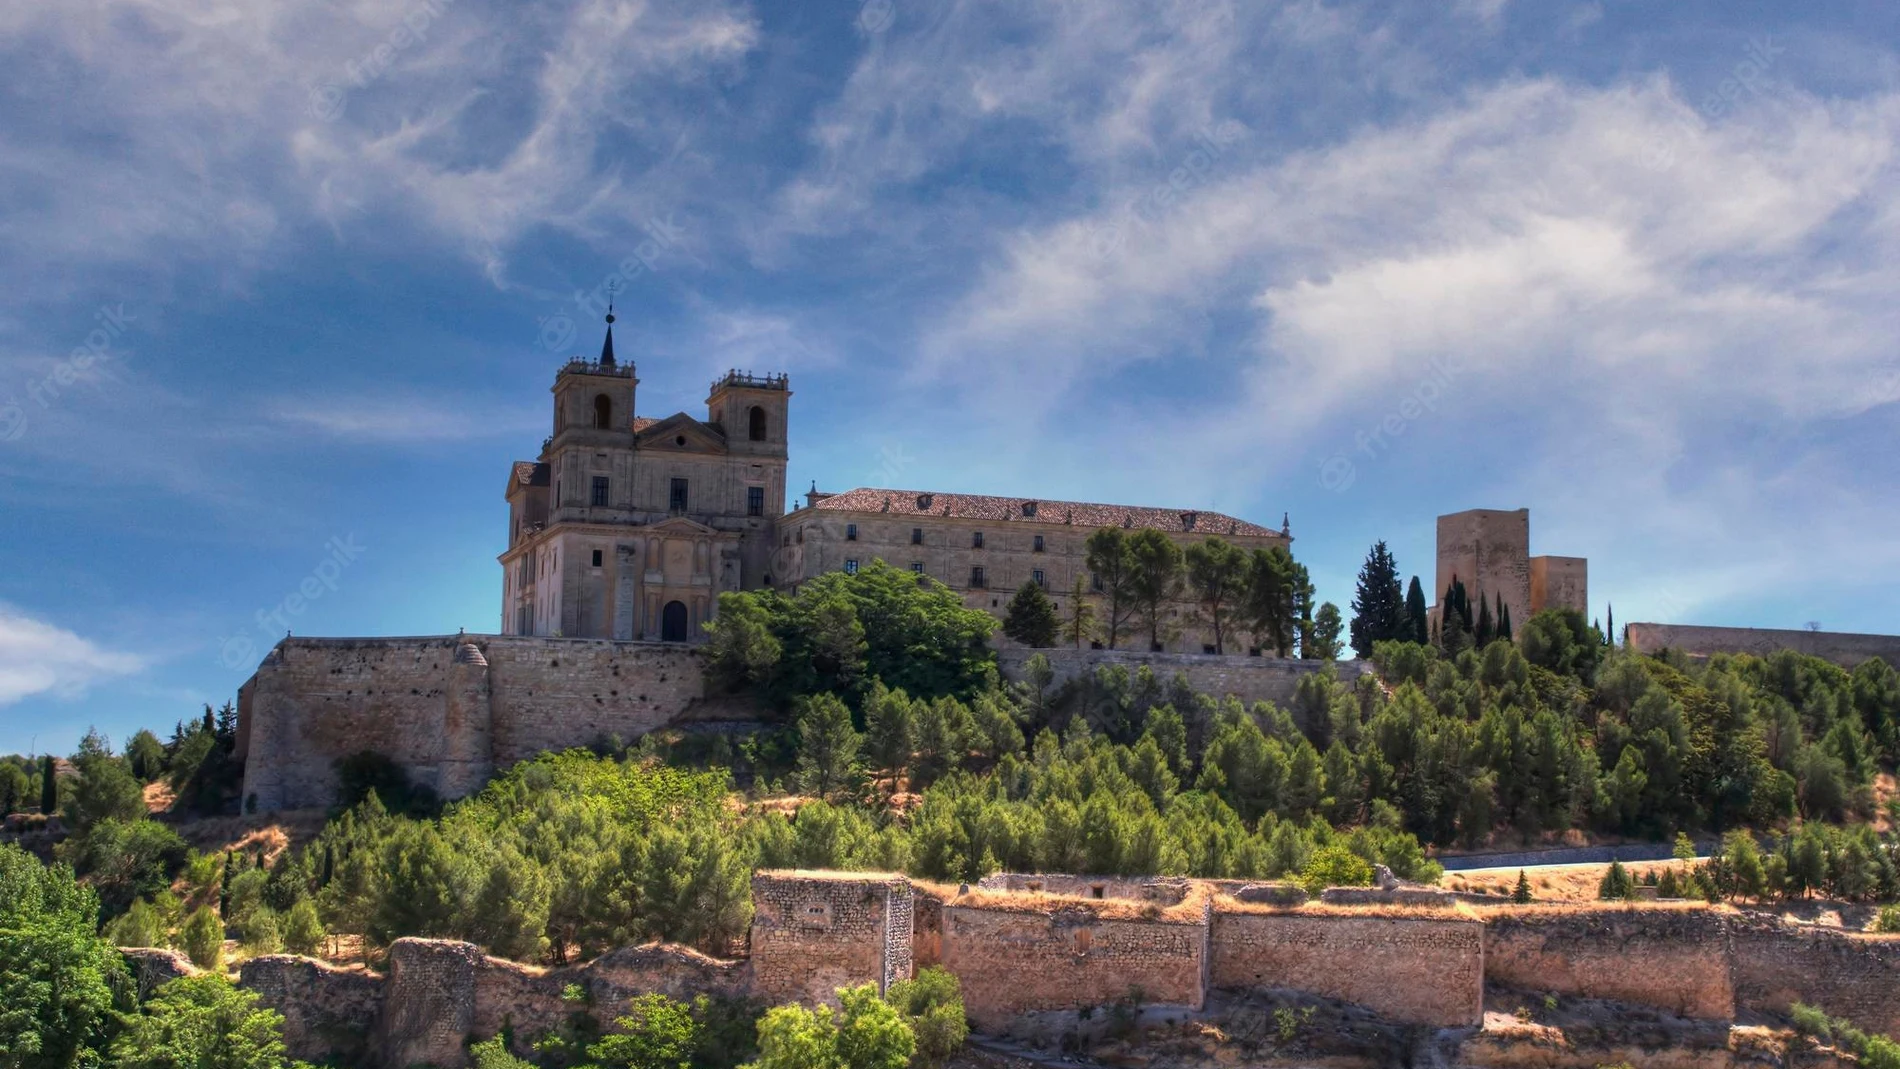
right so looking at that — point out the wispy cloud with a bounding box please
[0,604,146,706]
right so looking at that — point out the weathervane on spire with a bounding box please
[599,284,618,368]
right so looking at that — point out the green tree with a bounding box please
[59,818,189,919]
[862,681,916,780]
[125,731,168,784]
[1083,527,1138,649]
[795,695,862,801]
[0,761,32,817]
[1299,844,1373,893]
[1513,870,1532,904]
[0,843,131,1068]
[885,967,968,1069]
[1404,576,1429,645]
[1722,829,1767,902]
[1308,603,1345,661]
[834,984,915,1069]
[1245,547,1306,657]
[1001,581,1060,649]
[745,1003,838,1069]
[42,755,59,815]
[103,897,169,950]
[181,906,224,971]
[62,742,147,836]
[1063,575,1097,649]
[703,593,784,693]
[1597,860,1635,900]
[1184,537,1249,655]
[1349,541,1407,659]
[1439,577,1473,654]
[110,974,292,1069]
[1127,529,1184,651]
[282,899,324,956]
[585,993,698,1069]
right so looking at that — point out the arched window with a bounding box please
[748,405,767,441]
[593,394,612,429]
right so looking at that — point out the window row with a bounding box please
[843,523,1044,552]
[576,477,765,517]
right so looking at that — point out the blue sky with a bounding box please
[2,0,1898,756]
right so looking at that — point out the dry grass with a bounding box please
[167,808,328,862]
[945,881,1213,923]
[1215,895,1482,921]
[1440,859,1694,903]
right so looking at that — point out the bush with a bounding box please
[111,974,292,1069]
[1299,844,1373,894]
[1876,905,1900,935]
[242,907,283,956]
[283,899,326,955]
[1790,1003,1833,1042]
[181,905,224,971]
[885,966,968,1068]
[1597,860,1636,901]
[103,897,169,949]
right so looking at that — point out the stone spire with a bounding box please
[599,297,617,367]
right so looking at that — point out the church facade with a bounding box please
[501,318,1289,652]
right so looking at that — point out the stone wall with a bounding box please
[1481,907,1735,1020]
[241,955,385,1066]
[1209,909,1483,1027]
[996,647,1370,709]
[1437,508,1533,632]
[239,635,711,810]
[1529,555,1588,616]
[750,872,912,1006]
[1627,622,1900,669]
[941,897,1209,1028]
[1729,915,1900,1036]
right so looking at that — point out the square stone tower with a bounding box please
[1436,508,1533,630]
[750,872,913,1007]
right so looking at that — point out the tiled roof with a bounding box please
[804,487,1284,538]
[632,416,661,431]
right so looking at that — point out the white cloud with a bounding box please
[268,397,543,443]
[0,605,146,706]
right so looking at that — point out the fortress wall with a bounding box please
[240,635,710,810]
[241,955,385,1067]
[480,638,704,764]
[997,647,1369,708]
[1481,907,1734,1020]
[1626,623,1900,669]
[750,873,911,1007]
[1729,916,1900,1036]
[940,901,1208,1027]
[1529,555,1588,616]
[1436,509,1532,631]
[1208,909,1483,1027]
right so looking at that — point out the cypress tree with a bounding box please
[1349,541,1406,659]
[1440,577,1473,652]
[40,755,57,814]
[1475,592,1495,646]
[1605,603,1615,647]
[1498,599,1513,643]
[1513,869,1532,904]
[1404,577,1429,644]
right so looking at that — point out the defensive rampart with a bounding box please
[213,875,1900,1067]
[239,635,714,810]
[1210,906,1484,1027]
[996,647,1370,708]
[1626,622,1900,669]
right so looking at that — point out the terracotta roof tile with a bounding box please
[805,487,1283,538]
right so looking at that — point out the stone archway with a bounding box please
[661,600,689,642]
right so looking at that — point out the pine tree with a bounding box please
[1597,860,1635,900]
[1001,581,1060,648]
[1064,575,1097,649]
[1404,577,1429,644]
[1348,541,1406,659]
[40,755,57,814]
[1513,870,1533,904]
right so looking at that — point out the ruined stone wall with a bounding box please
[1729,916,1900,1036]
[239,635,710,810]
[1627,623,1900,669]
[941,900,1208,1027]
[1481,907,1734,1020]
[1208,909,1483,1027]
[750,873,910,1006]
[996,647,1369,709]
[241,955,385,1067]
[976,873,1192,904]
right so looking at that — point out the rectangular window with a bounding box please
[591,476,609,507]
[1033,535,1045,553]
[973,531,984,549]
[591,550,603,568]
[971,566,986,588]
[1091,572,1103,592]
[911,527,924,545]
[844,559,859,575]
[846,523,858,541]
[747,486,765,517]
[910,562,924,574]
[1033,569,1045,587]
[669,478,689,512]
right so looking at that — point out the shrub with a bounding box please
[886,966,968,1068]
[1876,904,1900,935]
[1299,844,1372,894]
[1597,860,1635,901]
[110,974,291,1069]
[103,897,168,948]
[242,907,283,956]
[283,899,326,956]
[181,905,224,971]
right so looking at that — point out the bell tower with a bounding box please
[707,369,790,461]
